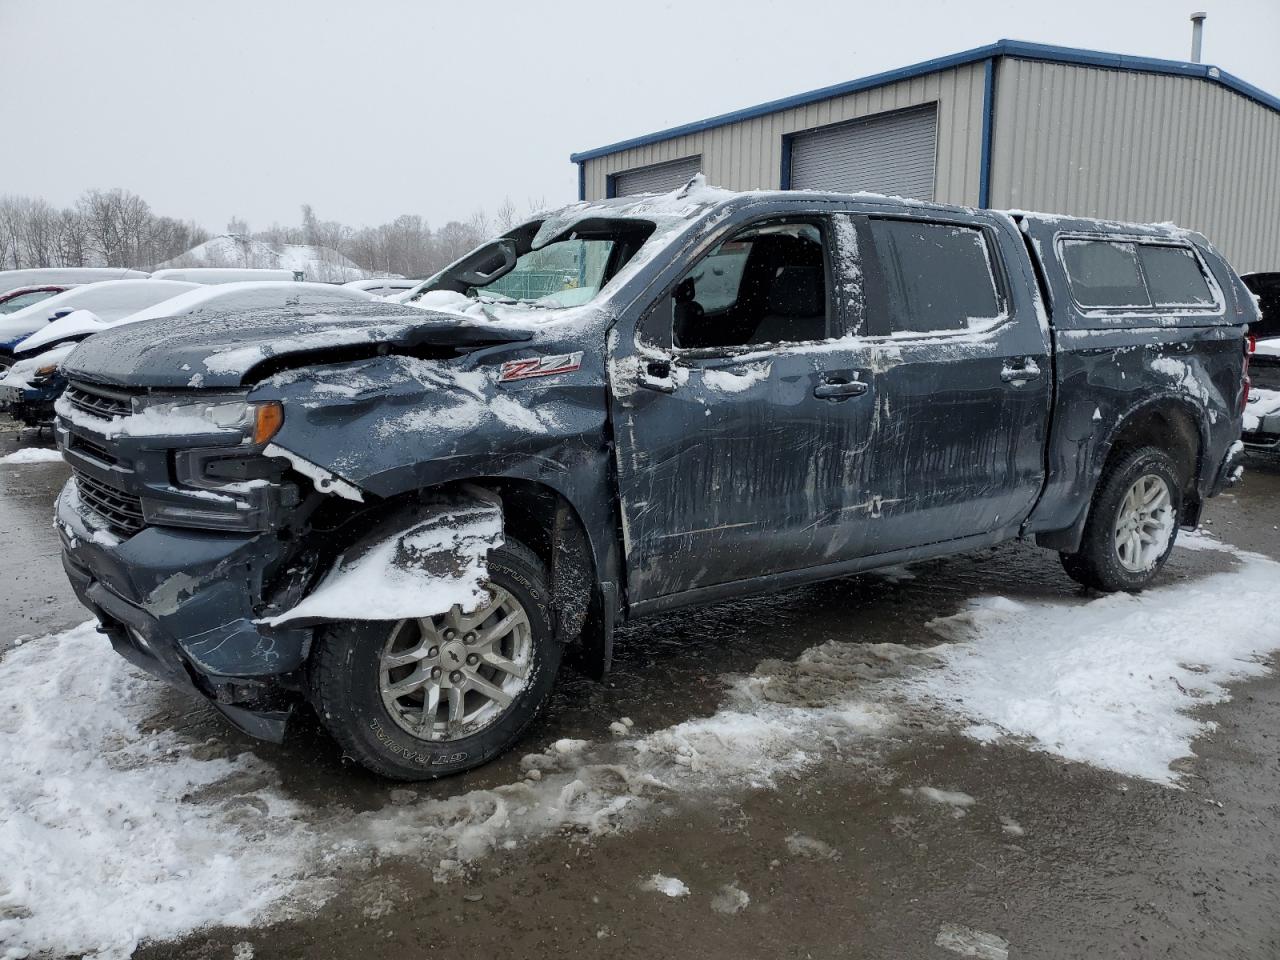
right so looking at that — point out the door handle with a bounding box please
[813,377,869,400]
[1000,357,1043,383]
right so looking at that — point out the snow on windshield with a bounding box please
[401,175,736,327]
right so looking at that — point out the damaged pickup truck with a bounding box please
[52,179,1252,780]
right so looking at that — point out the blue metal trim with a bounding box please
[569,38,1280,163]
[605,173,617,199]
[576,162,585,202]
[779,133,794,190]
[978,57,995,209]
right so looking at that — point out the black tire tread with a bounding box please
[1060,445,1182,593]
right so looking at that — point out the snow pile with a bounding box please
[157,235,372,283]
[641,874,690,898]
[913,548,1280,784]
[0,448,63,464]
[0,623,328,960]
[710,883,750,914]
[264,499,503,625]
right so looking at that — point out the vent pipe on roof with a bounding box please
[1190,11,1207,63]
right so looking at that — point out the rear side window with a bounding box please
[864,219,1003,335]
[1060,240,1149,308]
[1137,244,1215,306]
[1060,238,1218,311]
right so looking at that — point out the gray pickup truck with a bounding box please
[51,182,1251,780]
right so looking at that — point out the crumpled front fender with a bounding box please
[263,491,503,626]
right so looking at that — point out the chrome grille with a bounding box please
[74,470,145,538]
[64,382,133,421]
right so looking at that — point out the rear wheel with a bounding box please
[1060,446,1182,592]
[308,538,561,780]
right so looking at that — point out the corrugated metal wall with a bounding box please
[581,63,988,207]
[990,57,1280,273]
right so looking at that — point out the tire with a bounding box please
[1060,446,1182,592]
[308,537,562,780]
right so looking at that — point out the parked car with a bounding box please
[150,268,300,284]
[1242,272,1280,450]
[0,267,148,298]
[0,279,200,371]
[0,285,71,315]
[342,277,420,297]
[50,182,1250,780]
[0,282,380,426]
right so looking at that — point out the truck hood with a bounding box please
[59,303,533,390]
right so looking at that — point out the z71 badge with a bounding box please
[499,352,584,383]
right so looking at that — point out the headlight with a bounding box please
[131,398,284,444]
[30,363,60,385]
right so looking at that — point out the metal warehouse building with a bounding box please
[570,40,1280,272]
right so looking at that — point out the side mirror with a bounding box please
[49,309,73,322]
[453,238,518,287]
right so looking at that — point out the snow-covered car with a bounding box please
[0,267,148,298]
[342,277,419,298]
[1242,272,1280,450]
[0,279,200,371]
[150,268,299,284]
[0,285,72,315]
[0,282,381,426]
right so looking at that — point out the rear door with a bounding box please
[608,207,887,606]
[852,212,1051,554]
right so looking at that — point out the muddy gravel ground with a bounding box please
[3,420,1279,959]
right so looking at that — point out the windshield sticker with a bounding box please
[499,352,584,383]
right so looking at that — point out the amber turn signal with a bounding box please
[253,401,284,444]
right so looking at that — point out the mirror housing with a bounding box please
[452,238,518,288]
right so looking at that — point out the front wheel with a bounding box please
[1060,446,1182,592]
[308,538,561,780]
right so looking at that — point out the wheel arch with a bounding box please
[285,475,617,677]
[1037,393,1207,553]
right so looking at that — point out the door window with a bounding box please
[863,219,1004,335]
[672,220,830,350]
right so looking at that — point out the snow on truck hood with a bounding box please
[59,302,535,390]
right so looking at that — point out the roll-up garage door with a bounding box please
[789,104,937,200]
[611,156,702,196]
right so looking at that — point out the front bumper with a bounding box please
[56,481,310,742]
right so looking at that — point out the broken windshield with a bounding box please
[405,218,657,312]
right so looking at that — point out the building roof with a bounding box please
[570,38,1280,164]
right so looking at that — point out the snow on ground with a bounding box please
[913,544,1280,784]
[0,448,63,464]
[641,874,690,898]
[0,624,328,960]
[2,533,1277,956]
[0,622,896,957]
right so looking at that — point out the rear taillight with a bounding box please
[1243,336,1254,413]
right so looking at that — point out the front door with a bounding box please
[609,213,885,606]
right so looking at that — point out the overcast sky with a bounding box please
[4,0,1277,234]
